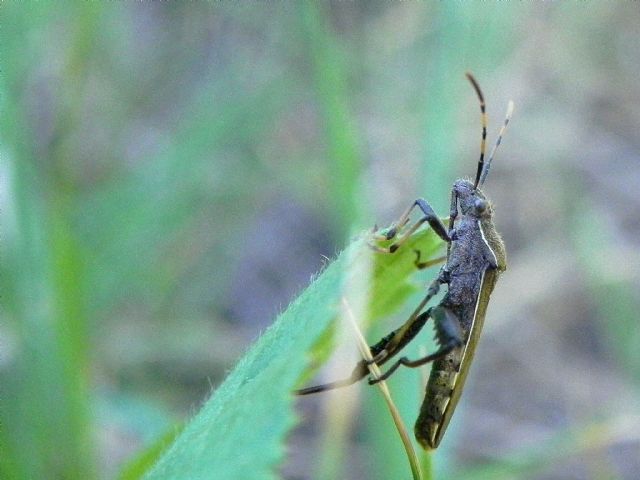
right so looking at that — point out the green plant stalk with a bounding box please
[1,161,95,480]
[0,4,99,477]
[298,2,364,240]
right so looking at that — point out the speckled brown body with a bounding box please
[415,179,506,449]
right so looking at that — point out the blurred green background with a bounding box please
[2,2,640,480]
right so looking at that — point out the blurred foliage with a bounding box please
[2,2,640,480]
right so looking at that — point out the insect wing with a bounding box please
[430,268,499,448]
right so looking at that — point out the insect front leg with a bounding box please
[446,189,459,260]
[369,306,463,385]
[370,198,450,254]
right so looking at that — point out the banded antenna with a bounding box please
[465,72,487,189]
[479,100,514,187]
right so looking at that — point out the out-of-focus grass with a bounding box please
[1,3,96,478]
[453,414,640,480]
[299,2,364,240]
[1,1,340,477]
[419,3,523,210]
[572,201,640,379]
[2,3,308,478]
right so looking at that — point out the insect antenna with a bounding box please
[479,100,514,187]
[465,72,487,190]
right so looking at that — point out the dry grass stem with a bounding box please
[341,297,423,480]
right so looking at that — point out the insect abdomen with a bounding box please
[414,350,463,449]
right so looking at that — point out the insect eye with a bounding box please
[474,198,487,213]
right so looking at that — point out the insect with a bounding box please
[296,73,513,450]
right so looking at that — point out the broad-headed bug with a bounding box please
[297,73,514,450]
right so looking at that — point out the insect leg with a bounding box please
[369,201,417,242]
[367,273,445,364]
[369,306,463,384]
[296,307,433,395]
[371,199,450,254]
[413,249,447,270]
[448,189,458,236]
[446,189,459,260]
[295,360,370,395]
[296,275,446,395]
[295,317,425,396]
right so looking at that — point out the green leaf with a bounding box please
[144,229,444,480]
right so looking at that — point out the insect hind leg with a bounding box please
[295,360,370,395]
[369,306,463,385]
[296,274,447,395]
[295,321,417,396]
